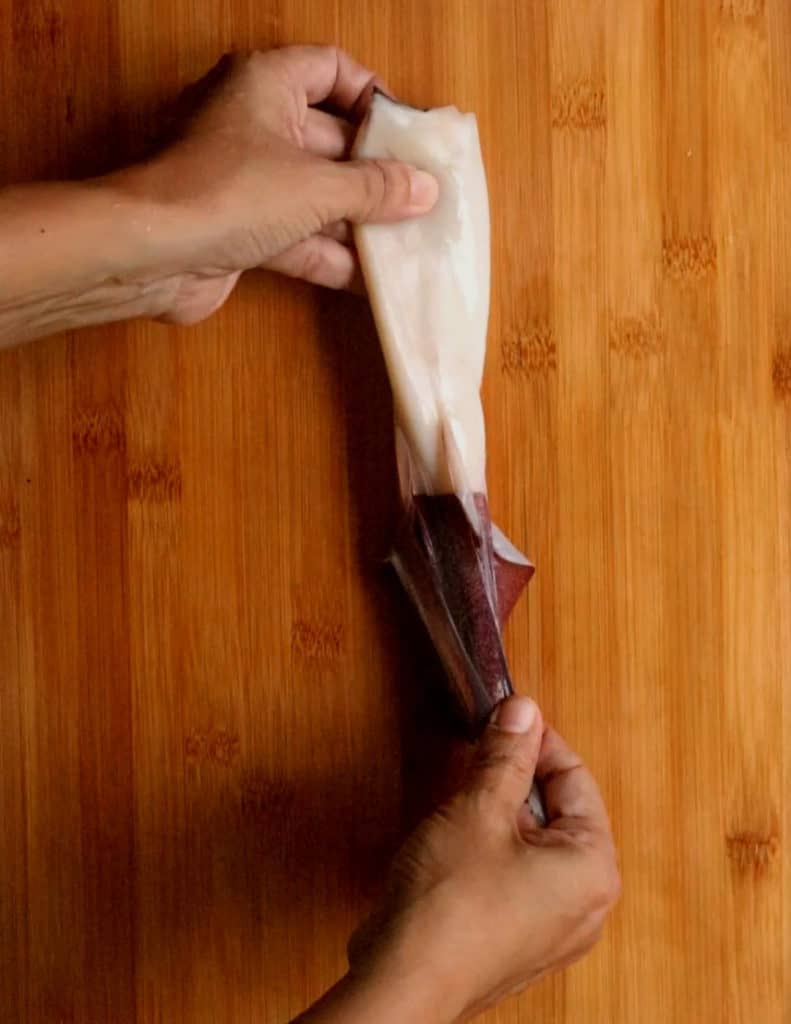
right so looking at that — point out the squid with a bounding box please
[353,93,545,823]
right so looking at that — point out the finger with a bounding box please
[157,271,241,326]
[272,45,379,119]
[303,109,354,159]
[466,696,543,816]
[516,800,539,834]
[266,235,358,291]
[321,220,352,244]
[327,158,439,225]
[535,727,611,834]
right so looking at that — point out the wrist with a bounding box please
[302,968,456,1024]
[345,921,470,1024]
[102,165,208,281]
[109,149,243,279]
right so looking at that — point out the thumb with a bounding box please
[467,696,543,817]
[327,158,439,225]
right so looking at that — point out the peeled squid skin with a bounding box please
[353,94,545,825]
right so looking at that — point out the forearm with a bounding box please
[292,970,455,1024]
[0,175,188,347]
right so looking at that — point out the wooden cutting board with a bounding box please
[1,1,788,1021]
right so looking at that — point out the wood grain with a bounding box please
[0,1,788,1020]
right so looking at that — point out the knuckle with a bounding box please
[387,160,414,203]
[583,922,605,953]
[506,745,537,779]
[468,787,503,827]
[296,245,329,282]
[358,159,415,220]
[477,741,534,781]
[605,862,623,906]
[392,819,455,886]
[359,159,390,217]
[586,857,621,913]
[223,49,255,77]
[248,48,274,71]
[246,49,287,91]
[449,789,501,841]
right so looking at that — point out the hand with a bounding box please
[312,696,619,1023]
[0,45,438,347]
[122,45,439,323]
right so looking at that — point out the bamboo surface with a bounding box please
[1,1,789,1021]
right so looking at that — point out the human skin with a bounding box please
[0,45,620,1020]
[295,695,620,1023]
[0,45,439,347]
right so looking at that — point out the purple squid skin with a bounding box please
[390,492,533,737]
[390,491,547,825]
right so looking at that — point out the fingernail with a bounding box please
[492,696,537,734]
[409,168,439,210]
